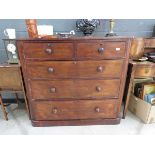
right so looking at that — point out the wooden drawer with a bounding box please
[26,60,124,79]
[134,66,155,77]
[144,38,155,48]
[31,99,117,120]
[0,66,22,90]
[77,41,126,59]
[29,79,120,100]
[23,42,74,60]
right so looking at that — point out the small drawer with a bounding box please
[23,42,74,60]
[26,60,124,79]
[29,79,120,100]
[134,66,155,77]
[77,41,126,59]
[31,99,118,120]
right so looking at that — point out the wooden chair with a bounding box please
[0,63,29,120]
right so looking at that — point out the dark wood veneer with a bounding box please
[17,37,131,126]
[31,99,118,121]
[26,60,124,79]
[29,79,120,100]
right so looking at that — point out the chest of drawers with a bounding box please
[17,37,131,126]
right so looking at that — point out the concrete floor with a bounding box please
[0,103,155,135]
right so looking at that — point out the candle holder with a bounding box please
[106,19,117,37]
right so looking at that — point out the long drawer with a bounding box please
[31,99,118,120]
[29,79,120,100]
[26,60,124,79]
[77,41,126,59]
[23,42,74,60]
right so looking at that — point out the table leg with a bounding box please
[23,92,30,119]
[0,94,8,121]
[19,66,30,119]
[123,78,133,118]
[15,93,19,108]
[123,64,135,118]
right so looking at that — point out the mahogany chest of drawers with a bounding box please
[17,37,131,126]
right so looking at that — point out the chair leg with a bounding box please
[0,94,8,121]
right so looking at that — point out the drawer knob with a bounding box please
[48,67,54,73]
[45,48,53,54]
[145,69,149,73]
[49,87,56,93]
[52,108,58,114]
[96,86,102,92]
[98,47,104,53]
[97,66,103,72]
[95,107,100,112]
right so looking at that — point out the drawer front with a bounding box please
[135,66,155,77]
[77,41,126,59]
[26,60,124,79]
[23,42,74,60]
[31,100,117,120]
[29,79,120,100]
[0,67,22,90]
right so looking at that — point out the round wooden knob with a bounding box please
[98,47,104,53]
[96,86,102,92]
[48,67,54,73]
[97,66,103,72]
[145,69,149,74]
[52,108,58,114]
[45,48,52,54]
[95,107,100,112]
[50,87,56,93]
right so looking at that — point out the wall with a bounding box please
[0,19,155,63]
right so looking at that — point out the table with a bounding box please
[0,63,29,120]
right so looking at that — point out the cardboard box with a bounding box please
[128,94,155,123]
